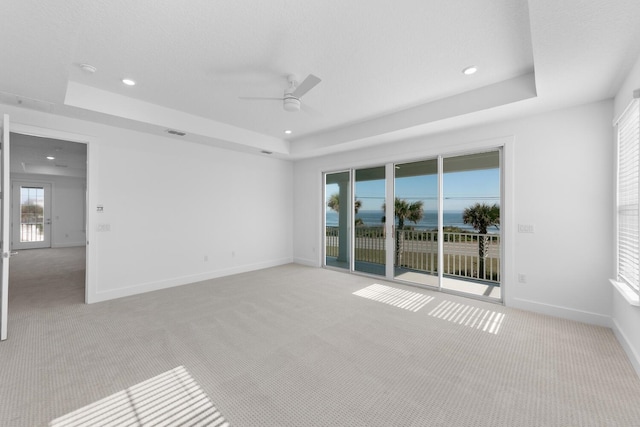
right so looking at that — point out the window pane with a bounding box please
[617,100,640,292]
[325,172,351,269]
[20,186,45,242]
[442,151,501,299]
[394,159,438,286]
[354,167,386,276]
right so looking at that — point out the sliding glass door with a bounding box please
[393,159,439,285]
[441,151,501,299]
[323,149,502,301]
[354,166,386,276]
[325,171,351,270]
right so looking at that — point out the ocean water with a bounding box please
[326,210,480,232]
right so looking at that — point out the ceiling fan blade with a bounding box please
[292,74,321,98]
[301,103,322,116]
[239,96,282,101]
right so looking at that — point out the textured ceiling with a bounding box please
[1,0,639,158]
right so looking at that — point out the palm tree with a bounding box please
[462,203,500,279]
[327,193,340,212]
[383,198,424,265]
[394,198,424,230]
[327,193,363,225]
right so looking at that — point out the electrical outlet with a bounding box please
[518,273,527,283]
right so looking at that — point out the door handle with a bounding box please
[2,251,17,258]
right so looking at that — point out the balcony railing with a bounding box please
[20,223,44,242]
[325,226,500,284]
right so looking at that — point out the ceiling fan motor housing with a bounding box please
[283,95,301,112]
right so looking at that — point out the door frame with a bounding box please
[323,170,353,271]
[320,136,514,305]
[8,122,94,304]
[1,115,11,340]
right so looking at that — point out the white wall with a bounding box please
[612,52,640,375]
[11,173,86,247]
[3,105,294,303]
[293,100,614,327]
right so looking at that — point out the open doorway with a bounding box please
[9,133,87,305]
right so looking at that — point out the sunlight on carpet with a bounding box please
[49,366,229,427]
[353,284,434,312]
[428,300,505,334]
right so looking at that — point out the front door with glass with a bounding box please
[12,182,52,250]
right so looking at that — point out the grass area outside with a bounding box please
[327,246,500,283]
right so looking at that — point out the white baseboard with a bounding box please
[52,242,86,248]
[293,257,319,267]
[509,297,612,328]
[611,317,640,378]
[87,257,293,303]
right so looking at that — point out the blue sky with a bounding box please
[327,168,500,212]
[20,187,44,206]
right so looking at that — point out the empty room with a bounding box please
[2,1,640,426]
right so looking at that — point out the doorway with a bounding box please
[1,116,92,340]
[9,132,88,297]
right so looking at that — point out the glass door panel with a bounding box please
[12,182,52,250]
[325,171,351,269]
[393,159,439,286]
[441,151,501,300]
[20,187,45,242]
[354,167,386,276]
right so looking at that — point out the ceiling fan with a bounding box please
[239,74,321,112]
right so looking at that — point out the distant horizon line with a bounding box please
[342,209,489,213]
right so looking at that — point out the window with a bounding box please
[614,97,640,303]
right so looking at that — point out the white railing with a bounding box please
[325,227,500,284]
[20,223,44,242]
[326,227,340,257]
[397,229,500,283]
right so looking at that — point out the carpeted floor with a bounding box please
[1,247,640,426]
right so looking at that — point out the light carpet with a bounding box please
[1,247,640,426]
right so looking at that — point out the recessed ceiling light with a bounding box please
[284,130,292,134]
[122,78,136,86]
[46,156,55,160]
[462,66,478,75]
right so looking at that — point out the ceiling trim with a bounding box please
[290,72,537,157]
[64,81,290,155]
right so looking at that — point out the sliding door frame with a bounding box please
[385,163,395,278]
[323,169,353,271]
[320,137,513,305]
